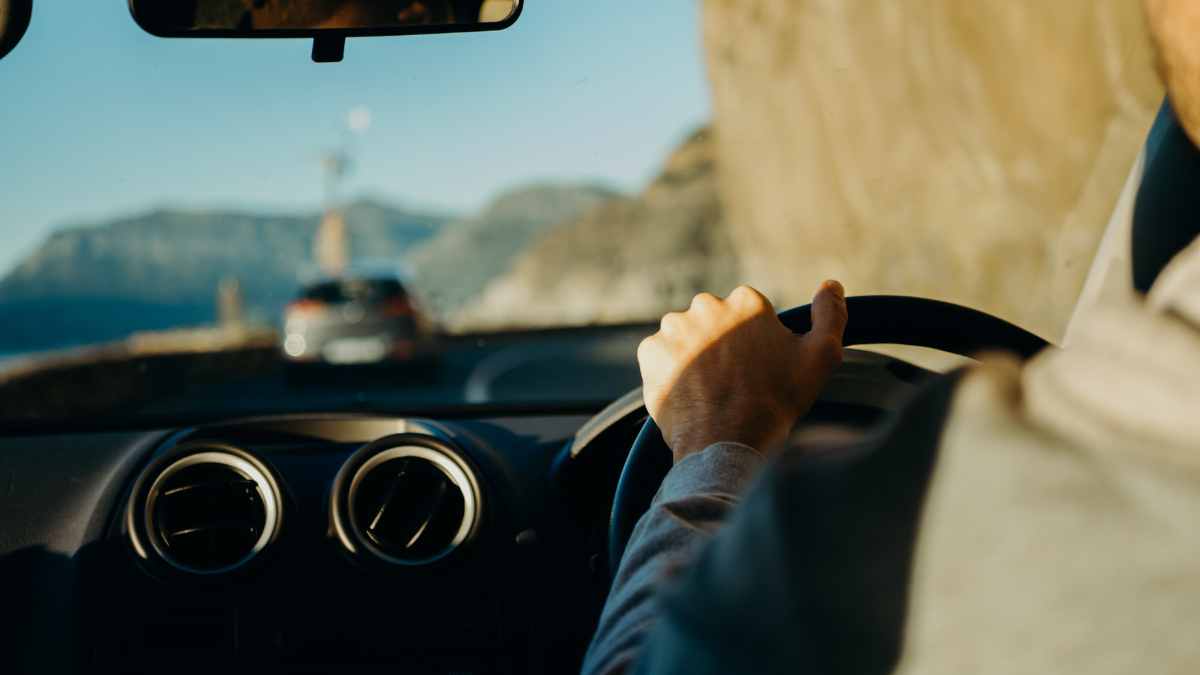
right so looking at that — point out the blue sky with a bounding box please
[0,0,711,275]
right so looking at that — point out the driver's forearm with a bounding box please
[580,442,765,675]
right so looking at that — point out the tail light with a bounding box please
[287,299,327,315]
[382,298,414,317]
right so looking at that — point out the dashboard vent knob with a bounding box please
[332,435,480,565]
[130,448,282,575]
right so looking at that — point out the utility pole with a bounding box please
[315,150,350,276]
[314,106,371,277]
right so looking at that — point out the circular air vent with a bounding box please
[331,435,480,565]
[129,447,282,575]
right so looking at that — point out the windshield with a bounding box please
[0,1,1164,420]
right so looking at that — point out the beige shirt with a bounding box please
[900,238,1200,673]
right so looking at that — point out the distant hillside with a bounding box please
[455,128,738,329]
[0,199,449,352]
[407,183,621,318]
[0,184,621,353]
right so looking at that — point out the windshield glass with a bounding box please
[0,1,1164,420]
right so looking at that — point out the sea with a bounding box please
[0,351,33,372]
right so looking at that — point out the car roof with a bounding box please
[303,260,413,288]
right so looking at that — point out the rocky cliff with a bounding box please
[407,183,620,319]
[455,128,739,329]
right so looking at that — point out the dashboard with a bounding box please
[0,349,926,674]
[2,413,625,674]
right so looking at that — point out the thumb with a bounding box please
[805,279,848,354]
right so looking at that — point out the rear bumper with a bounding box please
[281,317,437,365]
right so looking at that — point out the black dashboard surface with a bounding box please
[0,349,929,674]
[2,413,615,675]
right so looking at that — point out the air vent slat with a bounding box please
[165,524,263,538]
[135,448,281,575]
[333,438,480,566]
[365,458,413,531]
[356,456,466,560]
[160,478,258,498]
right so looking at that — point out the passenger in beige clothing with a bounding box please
[902,237,1200,673]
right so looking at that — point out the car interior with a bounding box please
[5,109,1190,669]
[2,1,1194,673]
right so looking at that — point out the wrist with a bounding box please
[666,423,780,464]
[666,431,726,463]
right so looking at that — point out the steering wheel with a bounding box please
[607,295,1049,571]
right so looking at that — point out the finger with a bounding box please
[727,284,771,313]
[809,279,847,341]
[636,334,672,377]
[636,335,671,416]
[636,335,657,368]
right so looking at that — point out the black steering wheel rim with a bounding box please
[607,295,1049,573]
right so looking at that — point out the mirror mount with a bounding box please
[312,34,345,63]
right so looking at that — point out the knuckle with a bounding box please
[690,292,720,311]
[660,311,685,334]
[730,285,769,312]
[728,284,753,300]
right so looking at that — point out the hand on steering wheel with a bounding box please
[637,282,848,463]
[608,291,1050,574]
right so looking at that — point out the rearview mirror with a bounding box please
[129,0,522,62]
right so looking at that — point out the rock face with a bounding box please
[702,0,1163,339]
[455,128,739,330]
[407,184,620,320]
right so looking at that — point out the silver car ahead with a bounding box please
[281,276,436,365]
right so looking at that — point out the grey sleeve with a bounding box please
[630,373,963,675]
[579,442,766,675]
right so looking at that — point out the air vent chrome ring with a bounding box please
[127,445,282,575]
[331,434,481,566]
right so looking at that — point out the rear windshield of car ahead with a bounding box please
[302,279,408,304]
